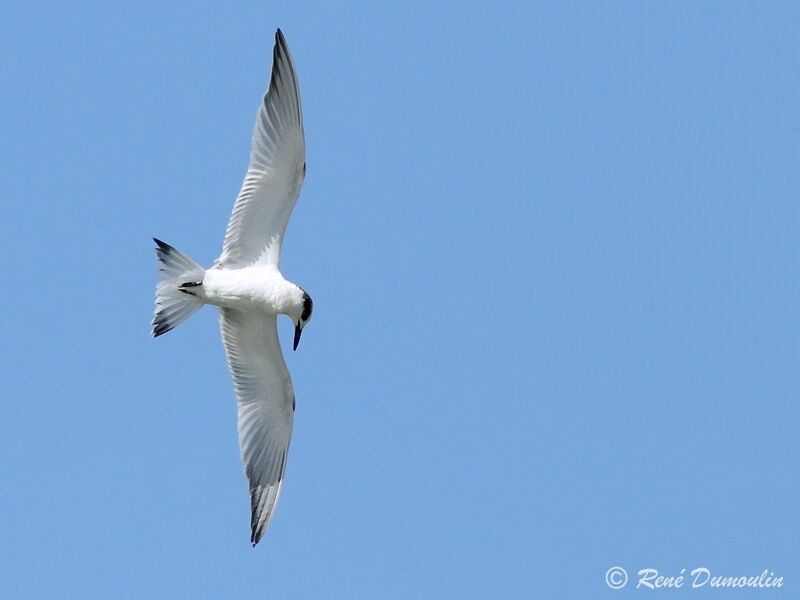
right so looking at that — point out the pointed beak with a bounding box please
[293,323,302,351]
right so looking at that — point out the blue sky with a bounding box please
[1,2,798,598]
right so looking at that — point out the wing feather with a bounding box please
[219,308,294,545]
[219,29,305,268]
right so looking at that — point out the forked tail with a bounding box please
[152,238,205,337]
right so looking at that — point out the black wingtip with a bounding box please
[251,528,262,547]
[249,490,263,546]
[250,509,264,546]
[274,28,289,55]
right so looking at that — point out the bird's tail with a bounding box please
[152,238,205,337]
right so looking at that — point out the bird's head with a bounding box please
[292,288,313,351]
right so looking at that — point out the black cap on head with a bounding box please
[300,290,313,322]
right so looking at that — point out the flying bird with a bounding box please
[152,29,311,546]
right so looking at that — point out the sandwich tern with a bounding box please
[152,29,310,546]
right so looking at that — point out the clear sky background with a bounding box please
[1,2,798,598]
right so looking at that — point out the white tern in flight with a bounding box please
[152,29,311,546]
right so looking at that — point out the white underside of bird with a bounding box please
[151,29,312,546]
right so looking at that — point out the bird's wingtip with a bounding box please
[251,529,263,547]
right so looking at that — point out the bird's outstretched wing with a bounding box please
[219,308,294,545]
[218,29,305,269]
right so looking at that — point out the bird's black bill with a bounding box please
[293,324,302,351]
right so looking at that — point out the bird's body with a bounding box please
[152,29,312,546]
[201,266,304,315]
